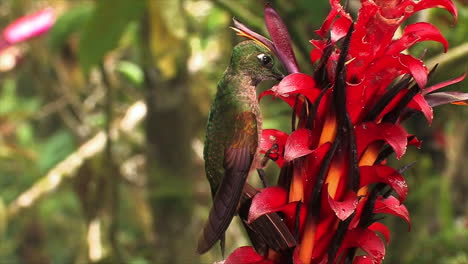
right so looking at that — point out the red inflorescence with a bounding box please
[227,1,466,263]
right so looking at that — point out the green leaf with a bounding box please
[17,123,34,146]
[48,4,94,52]
[38,130,75,173]
[0,197,6,237]
[78,0,146,73]
[0,79,17,114]
[117,60,144,86]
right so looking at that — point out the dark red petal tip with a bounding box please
[264,3,300,73]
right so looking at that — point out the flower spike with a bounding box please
[218,1,463,263]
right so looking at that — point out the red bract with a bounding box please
[225,247,275,264]
[359,165,408,203]
[284,129,315,161]
[259,73,321,108]
[221,1,466,264]
[373,196,410,228]
[260,129,289,167]
[248,187,290,223]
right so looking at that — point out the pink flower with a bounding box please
[2,8,55,45]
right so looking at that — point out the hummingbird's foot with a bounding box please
[261,143,279,168]
[256,168,268,188]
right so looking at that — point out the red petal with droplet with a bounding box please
[259,89,299,108]
[284,129,314,161]
[347,54,428,122]
[225,246,275,264]
[360,165,408,203]
[275,73,318,95]
[248,187,288,223]
[364,42,428,87]
[355,122,408,159]
[260,129,289,167]
[395,55,428,89]
[408,93,433,124]
[369,222,391,244]
[385,22,448,55]
[397,0,458,23]
[259,73,321,107]
[331,16,353,43]
[374,195,411,229]
[338,228,385,263]
[353,256,374,264]
[328,191,358,220]
[260,129,289,152]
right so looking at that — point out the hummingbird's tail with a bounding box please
[197,169,248,254]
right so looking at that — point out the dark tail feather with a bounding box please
[197,170,247,254]
[240,184,297,253]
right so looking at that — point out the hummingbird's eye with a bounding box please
[257,53,273,68]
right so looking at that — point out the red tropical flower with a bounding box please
[222,1,466,264]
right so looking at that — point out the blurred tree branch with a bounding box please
[6,101,147,219]
[440,120,467,227]
[426,42,468,70]
[99,63,122,263]
[140,1,198,262]
[212,0,264,30]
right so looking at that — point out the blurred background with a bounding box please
[0,0,466,264]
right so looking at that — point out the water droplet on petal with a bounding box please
[405,5,414,13]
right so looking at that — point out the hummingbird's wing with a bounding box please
[197,112,258,254]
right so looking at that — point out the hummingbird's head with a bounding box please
[230,40,284,84]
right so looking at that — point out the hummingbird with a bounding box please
[197,40,284,254]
